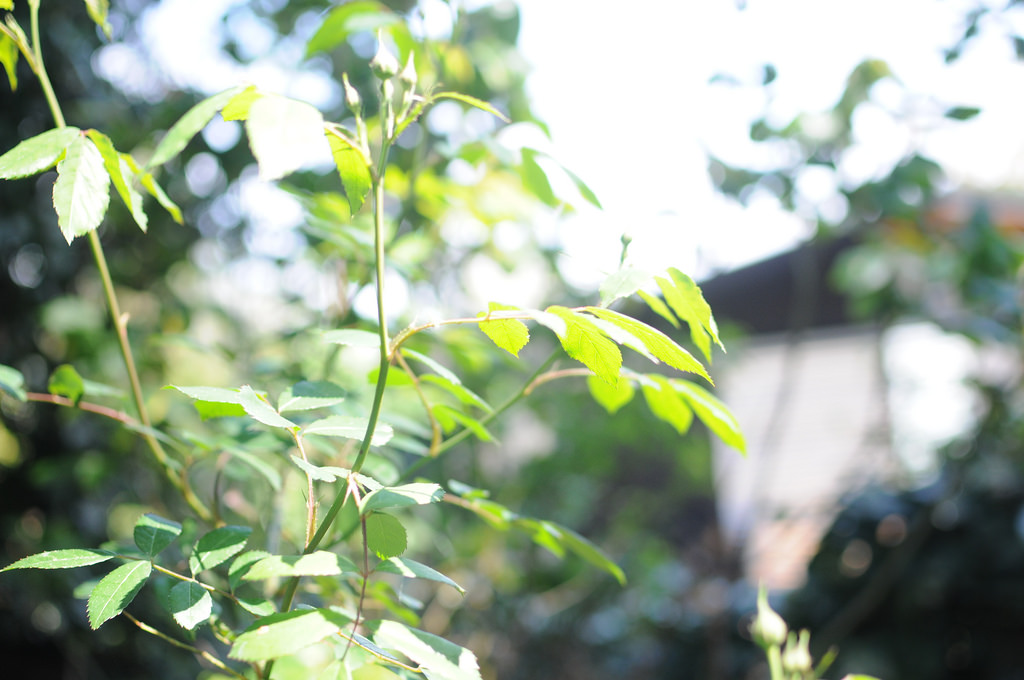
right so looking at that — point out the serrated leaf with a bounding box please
[371,620,482,680]
[148,86,244,169]
[305,1,398,57]
[360,483,444,514]
[365,513,407,560]
[0,127,80,179]
[221,85,261,121]
[85,131,147,232]
[237,385,297,430]
[53,135,110,243]
[585,306,711,383]
[0,33,18,91]
[3,549,115,571]
[243,551,358,580]
[277,380,346,413]
[168,581,212,630]
[433,92,509,123]
[432,405,493,442]
[87,560,151,629]
[0,364,27,401]
[189,526,251,575]
[673,380,746,454]
[47,364,85,404]
[326,128,371,213]
[640,375,693,434]
[587,374,634,414]
[322,328,380,347]
[246,94,328,181]
[477,302,529,357]
[377,557,464,594]
[83,0,112,39]
[228,550,271,590]
[133,513,182,557]
[303,415,393,446]
[229,609,351,662]
[545,306,622,384]
[599,265,651,307]
[658,268,723,362]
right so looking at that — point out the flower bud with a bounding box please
[749,585,788,649]
[781,630,813,673]
[370,32,400,80]
[398,52,417,91]
[342,73,362,115]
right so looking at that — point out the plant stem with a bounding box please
[28,0,64,129]
[123,612,248,680]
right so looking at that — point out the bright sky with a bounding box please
[514,0,1024,286]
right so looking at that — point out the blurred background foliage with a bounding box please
[2,1,1024,679]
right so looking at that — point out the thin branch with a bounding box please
[122,612,249,680]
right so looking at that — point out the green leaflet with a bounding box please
[599,265,652,307]
[47,364,85,404]
[638,289,680,329]
[229,608,352,662]
[587,374,635,415]
[236,385,297,429]
[420,375,492,413]
[189,525,251,575]
[0,364,27,401]
[544,306,622,385]
[477,302,530,357]
[326,127,371,213]
[305,1,398,57]
[377,556,464,594]
[0,127,79,179]
[673,380,747,454]
[83,0,112,40]
[277,380,347,413]
[518,148,556,206]
[147,86,244,169]
[2,548,115,571]
[657,268,724,363]
[228,550,271,590]
[1,32,18,91]
[168,384,297,429]
[168,581,212,630]
[640,375,693,434]
[246,93,328,181]
[366,513,407,560]
[432,405,493,441]
[242,551,358,580]
[220,85,261,121]
[121,154,182,224]
[87,560,152,629]
[302,415,393,446]
[360,482,445,514]
[433,92,510,123]
[85,130,148,232]
[53,135,111,244]
[371,620,482,680]
[133,513,182,557]
[322,328,380,347]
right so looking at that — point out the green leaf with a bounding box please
[432,405,493,442]
[326,128,372,213]
[433,92,509,123]
[0,127,79,179]
[322,328,380,348]
[944,106,981,121]
[228,550,271,590]
[673,380,746,454]
[544,306,622,384]
[477,302,530,357]
[638,289,680,329]
[657,268,723,362]
[420,375,492,413]
[585,307,711,383]
[306,1,397,56]
[229,609,352,662]
[246,94,328,181]
[235,592,276,617]
[47,364,85,404]
[242,551,358,580]
[557,525,627,586]
[365,513,407,560]
[53,135,111,243]
[377,557,464,594]
[400,348,461,386]
[277,380,346,413]
[189,526,251,575]
[371,620,482,680]
[519,148,556,206]
[237,385,297,430]
[599,265,651,307]
[168,581,212,630]
[226,446,282,491]
[147,86,244,169]
[360,483,445,514]
[168,385,247,419]
[0,364,27,401]
[302,415,393,446]
[122,154,183,224]
[87,560,151,629]
[133,513,182,557]
[0,33,18,91]
[640,375,693,434]
[587,374,634,414]
[3,548,115,571]
[86,131,148,232]
[561,164,602,209]
[83,0,112,39]
[221,85,261,121]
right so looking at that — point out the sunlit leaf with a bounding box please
[277,380,346,413]
[133,513,182,557]
[557,524,627,586]
[87,560,151,629]
[0,364,27,401]
[303,415,393,446]
[82,0,112,40]
[189,525,251,575]
[0,127,79,179]
[401,348,461,385]
[123,154,183,224]
[2,549,115,571]
[237,385,297,430]
[561,164,602,209]
[220,85,261,122]
[587,374,634,414]
[477,302,529,357]
[638,289,680,329]
[640,375,693,434]
[371,620,482,680]
[86,130,147,232]
[326,127,372,213]
[673,380,746,454]
[246,94,328,181]
[322,328,380,348]
[168,581,212,630]
[228,550,271,590]
[306,1,398,57]
[147,86,243,169]
[229,609,351,662]
[242,551,358,580]
[599,265,651,307]
[47,364,84,404]
[432,405,493,441]
[544,306,622,384]
[53,135,110,243]
[0,33,18,91]
[433,92,509,123]
[366,513,407,560]
[657,268,724,362]
[377,557,464,594]
[519,148,556,206]
[420,375,492,413]
[360,482,445,514]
